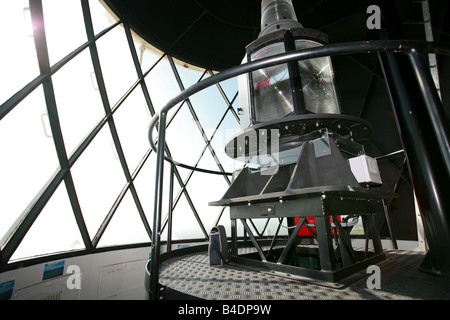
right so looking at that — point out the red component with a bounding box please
[255,78,270,90]
[295,216,340,236]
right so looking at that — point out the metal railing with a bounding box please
[147,39,450,299]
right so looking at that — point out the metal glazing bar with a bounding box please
[1,169,67,263]
[165,144,209,239]
[208,70,241,125]
[164,103,233,223]
[159,71,213,235]
[82,0,153,245]
[213,206,227,228]
[0,75,45,122]
[123,22,157,116]
[92,182,129,246]
[168,57,231,184]
[32,0,92,251]
[0,19,121,123]
[162,101,229,236]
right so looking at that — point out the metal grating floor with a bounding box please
[159,249,450,300]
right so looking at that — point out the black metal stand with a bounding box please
[227,195,387,284]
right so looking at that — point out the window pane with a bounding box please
[114,88,151,172]
[89,0,117,35]
[0,0,39,105]
[169,193,205,241]
[70,125,127,238]
[209,109,241,173]
[42,0,87,66]
[10,184,84,261]
[189,85,229,141]
[185,152,230,235]
[95,24,137,107]
[145,57,181,113]
[0,86,60,246]
[97,190,150,247]
[175,62,205,88]
[138,43,163,75]
[52,49,105,156]
[165,105,207,179]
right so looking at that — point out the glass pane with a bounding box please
[295,40,340,114]
[133,151,182,241]
[209,109,241,173]
[52,49,105,156]
[139,44,163,75]
[10,184,84,261]
[132,152,156,234]
[185,152,231,234]
[210,70,239,105]
[89,0,117,35]
[165,104,207,178]
[114,87,151,173]
[145,56,181,113]
[95,24,138,107]
[189,85,229,141]
[250,42,292,122]
[0,86,60,247]
[169,193,205,241]
[70,125,127,238]
[175,62,205,88]
[0,0,40,105]
[97,190,150,247]
[42,0,87,66]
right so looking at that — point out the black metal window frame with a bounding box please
[0,0,239,271]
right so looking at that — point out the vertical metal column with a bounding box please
[406,50,450,277]
[149,111,167,300]
[378,47,450,277]
[167,162,175,252]
[315,216,336,271]
[407,51,450,173]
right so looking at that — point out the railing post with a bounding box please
[149,111,167,300]
[167,162,175,253]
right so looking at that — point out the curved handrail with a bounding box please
[147,40,449,175]
[147,39,450,299]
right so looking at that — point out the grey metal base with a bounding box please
[157,248,450,300]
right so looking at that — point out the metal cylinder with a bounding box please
[259,0,302,37]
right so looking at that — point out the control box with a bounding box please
[348,155,382,185]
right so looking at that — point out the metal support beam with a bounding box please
[149,111,167,300]
[377,42,450,277]
[240,219,267,262]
